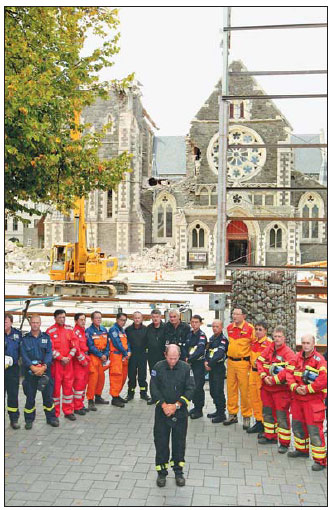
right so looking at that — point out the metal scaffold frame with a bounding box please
[215,8,327,286]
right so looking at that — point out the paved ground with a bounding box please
[5,381,327,507]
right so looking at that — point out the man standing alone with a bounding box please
[150,345,195,487]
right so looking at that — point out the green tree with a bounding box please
[5,6,133,219]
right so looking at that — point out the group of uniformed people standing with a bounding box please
[5,304,327,486]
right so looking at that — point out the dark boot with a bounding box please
[278,445,288,454]
[126,391,135,402]
[207,410,218,419]
[287,450,309,458]
[25,422,33,430]
[74,409,86,416]
[118,396,128,404]
[140,392,150,401]
[47,417,59,427]
[156,473,167,487]
[247,420,264,434]
[10,422,20,430]
[190,408,203,420]
[147,398,155,405]
[64,413,76,421]
[175,472,186,486]
[312,462,326,471]
[258,436,276,445]
[212,413,226,424]
[112,397,125,408]
[88,399,97,411]
[95,395,109,405]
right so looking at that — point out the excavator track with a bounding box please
[28,281,129,298]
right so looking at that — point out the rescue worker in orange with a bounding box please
[109,313,131,408]
[46,309,77,421]
[286,334,327,471]
[224,307,255,429]
[257,325,295,454]
[72,313,90,415]
[247,321,272,435]
[86,311,110,411]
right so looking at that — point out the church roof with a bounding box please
[153,136,187,175]
[291,134,323,174]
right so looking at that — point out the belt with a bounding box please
[228,356,250,362]
[252,367,258,372]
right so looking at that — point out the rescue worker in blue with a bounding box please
[150,344,195,488]
[205,319,229,423]
[5,312,22,429]
[184,315,207,420]
[20,314,59,429]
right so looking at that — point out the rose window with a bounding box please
[207,126,266,182]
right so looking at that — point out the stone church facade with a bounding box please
[40,62,327,268]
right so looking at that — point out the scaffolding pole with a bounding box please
[216,7,231,285]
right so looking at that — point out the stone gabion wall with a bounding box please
[230,270,297,348]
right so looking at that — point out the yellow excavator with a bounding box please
[29,111,128,298]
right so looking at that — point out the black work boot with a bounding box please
[47,417,59,427]
[312,462,326,471]
[156,472,167,487]
[247,420,264,434]
[25,422,33,430]
[10,421,20,430]
[95,395,109,405]
[258,436,276,445]
[207,410,219,419]
[140,392,150,401]
[74,408,86,416]
[112,397,125,408]
[126,391,135,402]
[88,399,97,411]
[175,472,186,486]
[118,396,128,404]
[64,413,76,421]
[212,413,226,424]
[287,450,309,458]
[190,408,203,420]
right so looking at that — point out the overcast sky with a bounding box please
[92,6,327,137]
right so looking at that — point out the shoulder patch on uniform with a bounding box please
[151,370,157,377]
[112,331,118,338]
[314,355,320,361]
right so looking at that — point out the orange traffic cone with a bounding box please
[154,271,158,281]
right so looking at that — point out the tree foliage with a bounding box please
[5,7,133,218]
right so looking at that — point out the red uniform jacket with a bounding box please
[46,323,76,361]
[73,324,90,367]
[286,348,327,401]
[256,342,295,392]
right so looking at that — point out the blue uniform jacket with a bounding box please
[85,324,110,358]
[21,331,53,369]
[5,327,22,365]
[109,323,131,357]
[185,328,207,363]
[205,332,228,367]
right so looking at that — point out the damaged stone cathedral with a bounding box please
[22,61,327,268]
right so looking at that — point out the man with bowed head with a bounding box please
[150,344,195,488]
[286,334,327,470]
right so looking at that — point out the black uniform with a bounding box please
[5,327,22,424]
[205,332,228,417]
[185,328,207,412]
[126,323,148,395]
[145,321,166,372]
[21,331,56,424]
[163,321,191,359]
[150,359,195,475]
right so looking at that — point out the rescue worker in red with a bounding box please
[72,313,90,415]
[86,311,110,411]
[109,313,131,407]
[46,309,77,421]
[247,321,272,435]
[286,334,327,471]
[224,307,255,429]
[256,325,295,453]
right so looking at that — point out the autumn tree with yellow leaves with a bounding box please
[5,7,133,218]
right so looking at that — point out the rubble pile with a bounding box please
[5,240,50,273]
[122,243,180,272]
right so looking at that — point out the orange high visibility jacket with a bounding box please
[286,349,327,400]
[227,320,255,359]
[250,335,272,370]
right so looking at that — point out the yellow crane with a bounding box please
[29,111,128,298]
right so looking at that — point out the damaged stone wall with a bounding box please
[121,243,180,272]
[5,241,50,273]
[230,270,297,347]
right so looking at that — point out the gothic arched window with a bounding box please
[192,224,205,248]
[300,194,323,240]
[155,195,174,241]
[269,224,283,249]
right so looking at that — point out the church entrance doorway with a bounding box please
[227,220,250,265]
